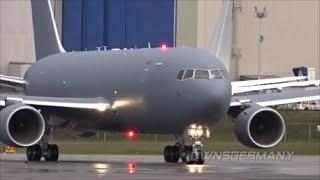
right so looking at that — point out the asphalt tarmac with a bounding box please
[0,154,319,180]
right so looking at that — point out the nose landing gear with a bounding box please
[181,142,205,164]
[163,124,210,164]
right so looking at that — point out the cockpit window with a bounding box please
[195,70,210,79]
[184,69,194,79]
[177,69,226,81]
[176,70,185,80]
[211,70,223,79]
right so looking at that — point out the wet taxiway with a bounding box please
[0,154,319,180]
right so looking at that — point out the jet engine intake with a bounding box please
[0,104,45,147]
[234,104,285,148]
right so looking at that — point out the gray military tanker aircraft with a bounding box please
[0,0,319,164]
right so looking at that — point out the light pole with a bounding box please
[255,7,268,80]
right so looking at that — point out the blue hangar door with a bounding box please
[62,0,175,51]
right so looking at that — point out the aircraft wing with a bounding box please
[230,76,320,107]
[231,76,307,88]
[231,76,319,95]
[0,94,110,112]
[0,74,110,111]
[0,75,27,90]
[230,87,320,107]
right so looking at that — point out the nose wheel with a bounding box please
[181,144,205,164]
[164,145,180,162]
[163,124,209,164]
[163,144,205,164]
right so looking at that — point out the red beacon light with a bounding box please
[161,44,167,50]
[126,130,136,140]
[128,131,134,137]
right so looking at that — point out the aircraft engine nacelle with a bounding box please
[0,104,45,147]
[234,105,285,149]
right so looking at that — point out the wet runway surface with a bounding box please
[0,154,319,180]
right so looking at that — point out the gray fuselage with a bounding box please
[24,47,231,134]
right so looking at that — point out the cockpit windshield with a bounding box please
[195,70,210,79]
[211,70,223,79]
[176,70,185,80]
[176,69,226,80]
[184,69,194,79]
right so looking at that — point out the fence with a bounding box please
[49,123,319,144]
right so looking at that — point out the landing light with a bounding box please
[187,124,210,139]
[97,103,109,112]
[111,98,144,109]
[206,129,210,138]
[161,44,167,49]
[189,129,196,137]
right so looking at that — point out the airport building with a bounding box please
[0,0,319,80]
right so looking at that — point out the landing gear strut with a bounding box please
[26,127,59,162]
[163,124,209,164]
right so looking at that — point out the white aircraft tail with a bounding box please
[209,0,234,72]
[31,0,65,60]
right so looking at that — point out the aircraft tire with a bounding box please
[164,145,180,163]
[26,145,42,161]
[164,146,172,162]
[185,152,194,164]
[171,146,180,163]
[45,144,59,162]
[196,150,205,164]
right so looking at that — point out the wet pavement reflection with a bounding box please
[186,164,206,174]
[0,154,318,180]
